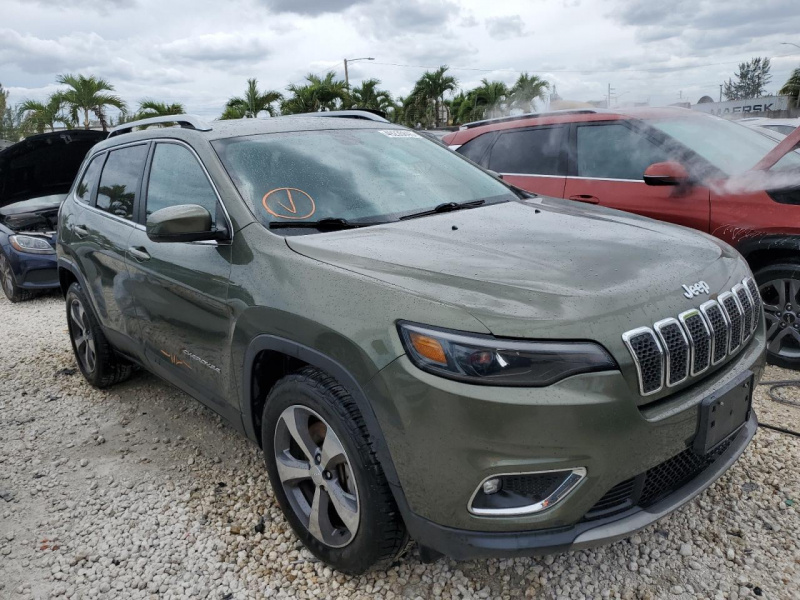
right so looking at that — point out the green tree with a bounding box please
[723,57,772,101]
[510,73,550,112]
[56,74,126,131]
[138,99,186,118]
[779,66,800,107]
[224,78,283,119]
[281,71,349,114]
[19,94,72,133]
[410,66,458,127]
[350,79,395,112]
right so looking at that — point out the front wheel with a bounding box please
[0,252,35,303]
[262,367,407,573]
[754,264,800,370]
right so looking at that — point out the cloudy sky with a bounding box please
[2,0,799,119]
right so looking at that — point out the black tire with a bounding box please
[262,366,407,573]
[65,281,133,388]
[0,252,35,303]
[753,263,800,370]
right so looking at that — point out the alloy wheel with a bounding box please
[273,405,360,548]
[69,298,97,373]
[760,277,800,363]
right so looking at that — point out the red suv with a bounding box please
[443,108,800,369]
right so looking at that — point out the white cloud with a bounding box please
[485,15,527,40]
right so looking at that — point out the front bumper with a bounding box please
[3,246,58,289]
[366,322,766,557]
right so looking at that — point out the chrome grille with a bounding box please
[654,318,689,387]
[720,292,743,352]
[734,284,754,337]
[745,277,761,323]
[622,328,663,396]
[679,309,711,376]
[623,278,760,397]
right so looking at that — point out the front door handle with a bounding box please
[569,194,600,204]
[74,225,89,238]
[128,246,151,262]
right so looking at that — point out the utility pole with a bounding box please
[607,83,615,108]
[343,57,375,90]
[719,84,723,102]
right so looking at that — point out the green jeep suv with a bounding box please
[57,113,766,573]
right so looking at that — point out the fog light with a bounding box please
[482,477,502,495]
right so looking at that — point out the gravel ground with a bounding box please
[1,293,798,600]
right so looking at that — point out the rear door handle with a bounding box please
[128,246,151,262]
[569,194,600,204]
[74,225,89,238]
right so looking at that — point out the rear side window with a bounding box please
[487,127,566,175]
[146,143,218,225]
[457,132,496,165]
[96,145,148,220]
[75,154,104,204]
[577,124,668,180]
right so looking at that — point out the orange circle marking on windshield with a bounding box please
[262,188,316,220]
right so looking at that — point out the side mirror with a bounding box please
[146,204,221,243]
[643,161,689,186]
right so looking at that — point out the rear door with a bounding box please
[564,121,711,231]
[484,125,568,197]
[124,140,234,419]
[70,143,149,354]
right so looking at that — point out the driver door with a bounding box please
[124,140,235,420]
[564,121,711,232]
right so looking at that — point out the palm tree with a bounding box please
[281,71,349,114]
[350,79,395,112]
[225,78,282,118]
[780,67,800,108]
[19,94,72,133]
[474,79,510,119]
[510,73,550,112]
[410,66,457,127]
[56,74,126,131]
[138,99,186,118]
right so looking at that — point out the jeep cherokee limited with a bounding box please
[57,113,766,573]
[443,108,800,369]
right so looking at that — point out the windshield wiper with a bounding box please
[399,199,485,221]
[269,217,387,231]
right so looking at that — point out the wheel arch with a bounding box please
[241,334,403,492]
[736,234,800,273]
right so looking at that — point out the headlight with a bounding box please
[9,234,55,255]
[398,322,617,386]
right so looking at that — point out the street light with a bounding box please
[343,57,375,89]
[781,42,800,50]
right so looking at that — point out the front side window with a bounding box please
[650,116,800,175]
[75,154,104,204]
[146,143,218,225]
[488,127,566,176]
[212,129,514,232]
[96,145,148,220]
[576,123,668,180]
[457,132,496,165]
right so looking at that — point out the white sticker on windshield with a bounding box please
[379,130,421,139]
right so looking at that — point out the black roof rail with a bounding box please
[293,109,389,123]
[108,114,212,138]
[461,109,598,130]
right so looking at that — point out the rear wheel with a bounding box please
[66,282,133,388]
[0,252,35,303]
[262,367,407,573]
[754,264,800,369]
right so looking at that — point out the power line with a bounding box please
[370,52,800,76]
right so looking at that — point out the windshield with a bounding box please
[212,129,515,230]
[650,116,800,175]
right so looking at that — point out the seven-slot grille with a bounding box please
[623,277,760,397]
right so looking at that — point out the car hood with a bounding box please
[286,197,746,340]
[0,130,106,208]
